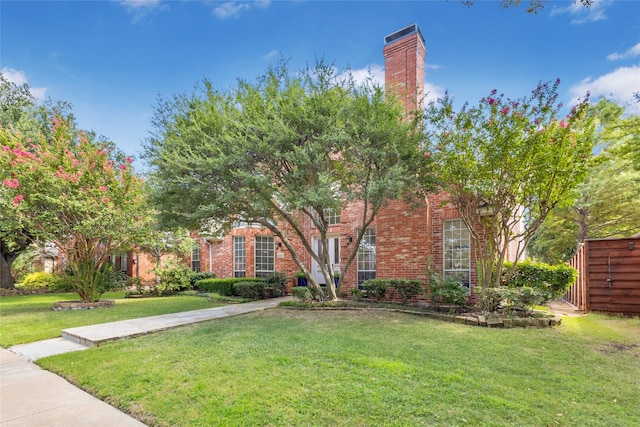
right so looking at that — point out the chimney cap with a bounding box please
[384,23,425,46]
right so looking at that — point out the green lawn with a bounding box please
[38,308,640,427]
[0,291,226,347]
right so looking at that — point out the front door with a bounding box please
[312,236,340,285]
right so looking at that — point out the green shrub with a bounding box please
[350,288,364,301]
[291,286,312,301]
[195,278,264,296]
[233,281,280,299]
[502,261,577,301]
[264,272,288,297]
[16,271,60,291]
[189,272,216,288]
[388,279,424,305]
[155,263,191,296]
[475,286,546,315]
[426,270,468,306]
[362,279,387,301]
[308,285,329,301]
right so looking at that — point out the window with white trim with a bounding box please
[357,228,376,287]
[191,245,201,272]
[313,207,341,227]
[444,219,471,289]
[233,236,246,278]
[254,236,274,278]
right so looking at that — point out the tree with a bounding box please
[528,99,640,263]
[461,0,593,14]
[424,80,596,289]
[138,226,194,282]
[144,62,433,300]
[0,114,151,301]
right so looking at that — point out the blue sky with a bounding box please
[2,0,639,169]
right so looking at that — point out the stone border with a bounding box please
[53,300,115,311]
[283,305,562,328]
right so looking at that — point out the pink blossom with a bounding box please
[126,157,133,163]
[501,107,510,115]
[488,98,496,105]
[424,151,431,158]
[560,120,569,129]
[118,164,127,171]
[101,197,111,203]
[558,102,563,108]
[556,78,561,84]
[534,118,541,125]
[99,186,108,191]
[12,195,24,206]
[3,178,19,189]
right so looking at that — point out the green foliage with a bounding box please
[475,286,546,315]
[388,279,424,305]
[0,112,151,300]
[155,262,191,296]
[188,271,216,288]
[16,271,59,291]
[144,60,435,301]
[425,80,596,289]
[195,277,263,296]
[291,286,312,302]
[350,288,364,301]
[361,279,387,301]
[502,260,577,301]
[264,271,288,295]
[59,261,125,302]
[426,270,469,306]
[233,281,282,300]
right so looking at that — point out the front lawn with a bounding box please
[39,308,640,426]
[0,291,228,347]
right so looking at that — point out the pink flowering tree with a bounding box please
[0,116,151,301]
[424,80,596,289]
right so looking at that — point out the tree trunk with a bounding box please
[0,253,16,289]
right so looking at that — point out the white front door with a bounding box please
[312,236,340,284]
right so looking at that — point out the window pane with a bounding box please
[234,236,246,277]
[357,228,376,287]
[255,236,274,277]
[443,219,471,289]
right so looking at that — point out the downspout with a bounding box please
[205,240,213,273]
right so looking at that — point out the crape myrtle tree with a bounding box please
[424,79,596,289]
[0,113,151,301]
[144,62,434,300]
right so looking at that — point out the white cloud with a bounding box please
[349,64,385,87]
[213,0,270,19]
[263,50,280,61]
[1,67,48,102]
[424,81,446,104]
[570,65,640,114]
[607,42,640,61]
[550,0,611,24]
[425,63,443,70]
[117,0,166,22]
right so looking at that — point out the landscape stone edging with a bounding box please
[53,300,115,311]
[282,305,562,328]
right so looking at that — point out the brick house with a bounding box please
[173,24,479,299]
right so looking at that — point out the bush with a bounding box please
[16,271,60,291]
[264,272,288,297]
[291,286,312,301]
[475,286,547,315]
[361,279,387,301]
[195,278,264,296]
[350,288,364,301]
[308,285,329,301]
[426,270,468,306]
[233,281,282,299]
[189,272,216,288]
[388,279,424,305]
[502,261,577,301]
[155,263,191,296]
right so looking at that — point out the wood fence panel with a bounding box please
[567,238,640,315]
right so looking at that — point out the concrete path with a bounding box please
[546,299,584,316]
[2,296,291,426]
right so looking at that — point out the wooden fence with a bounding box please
[566,237,640,316]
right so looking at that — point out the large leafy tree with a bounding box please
[0,114,151,301]
[145,62,433,300]
[425,80,596,289]
[528,99,640,263]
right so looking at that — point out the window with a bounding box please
[313,207,341,227]
[444,219,471,289]
[191,245,201,272]
[254,236,274,278]
[233,236,246,278]
[357,228,376,286]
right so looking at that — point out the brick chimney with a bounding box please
[383,24,426,115]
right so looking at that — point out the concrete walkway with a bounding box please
[2,296,291,426]
[546,299,584,316]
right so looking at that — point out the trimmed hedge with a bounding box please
[234,281,284,299]
[189,272,216,288]
[360,279,425,304]
[502,261,577,301]
[196,277,264,296]
[291,286,312,301]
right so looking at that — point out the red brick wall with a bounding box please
[383,28,426,115]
